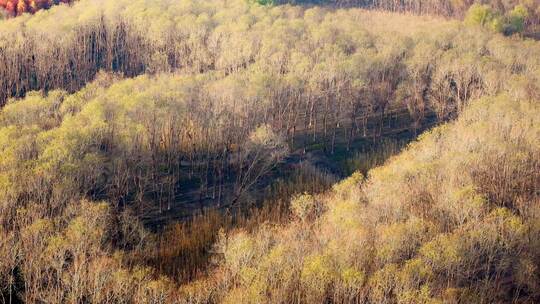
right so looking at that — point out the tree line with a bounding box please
[1,0,539,105]
[0,0,73,17]
[266,0,539,33]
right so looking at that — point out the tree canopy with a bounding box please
[0,0,538,303]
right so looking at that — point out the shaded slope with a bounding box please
[196,93,540,303]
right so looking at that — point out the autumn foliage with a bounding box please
[0,0,72,16]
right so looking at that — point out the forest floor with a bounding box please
[142,111,438,229]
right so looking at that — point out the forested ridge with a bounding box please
[1,0,539,28]
[0,0,539,104]
[0,0,539,303]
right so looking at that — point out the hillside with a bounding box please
[0,0,539,303]
[3,79,536,303]
[1,0,539,104]
[192,92,539,303]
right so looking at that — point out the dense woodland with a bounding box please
[198,92,539,303]
[0,0,539,104]
[0,0,539,303]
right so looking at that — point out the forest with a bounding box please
[0,0,539,303]
[0,0,538,104]
[1,0,539,25]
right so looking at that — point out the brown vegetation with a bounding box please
[193,93,540,303]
